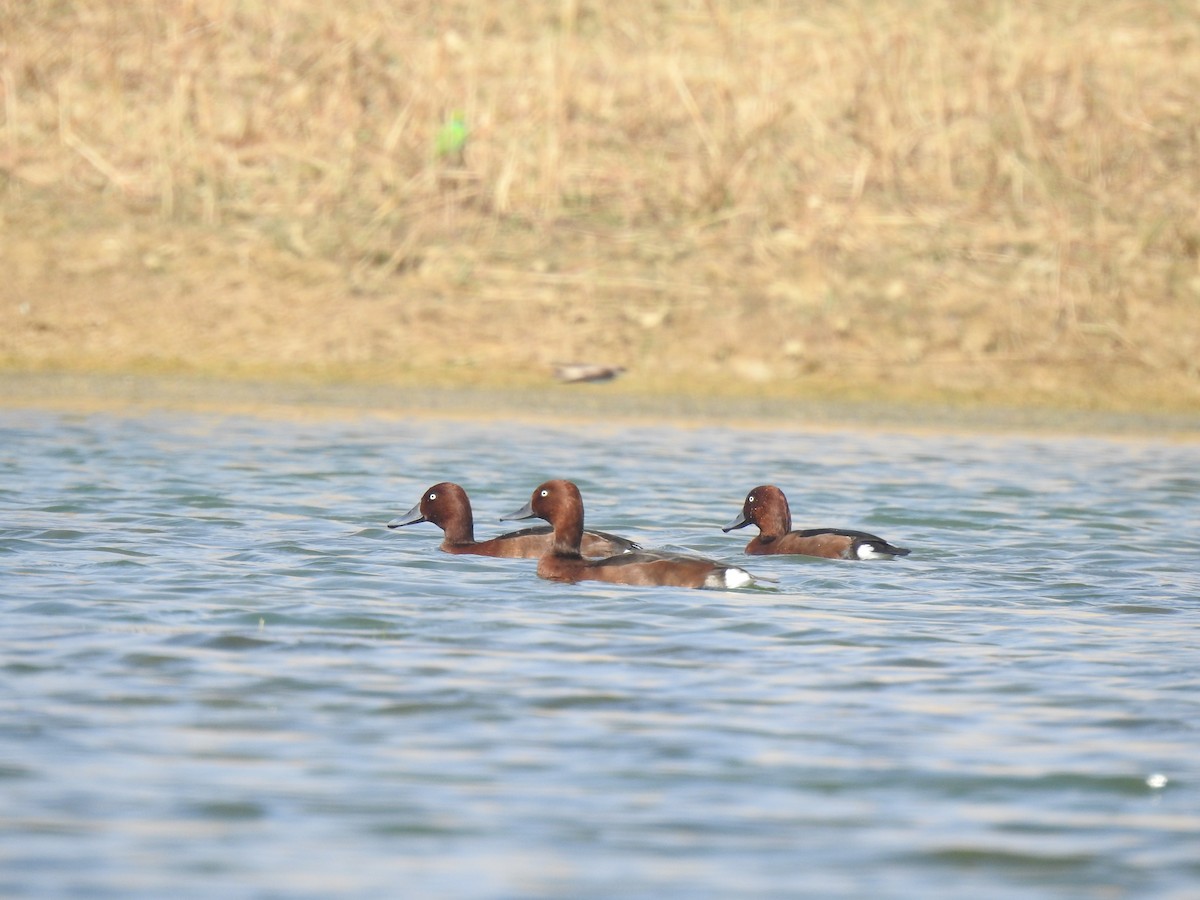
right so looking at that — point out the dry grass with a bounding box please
[2,0,1199,411]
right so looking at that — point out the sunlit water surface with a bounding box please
[2,408,1198,899]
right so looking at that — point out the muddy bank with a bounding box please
[4,372,1197,440]
[4,3,1199,416]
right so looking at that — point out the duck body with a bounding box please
[389,481,638,559]
[724,484,909,561]
[503,480,756,590]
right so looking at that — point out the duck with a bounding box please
[502,479,757,589]
[389,481,638,559]
[723,484,910,560]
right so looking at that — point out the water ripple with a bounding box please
[0,408,1197,898]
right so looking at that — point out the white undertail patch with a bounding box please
[856,544,890,560]
[707,566,755,589]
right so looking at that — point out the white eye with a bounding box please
[540,489,549,497]
[428,492,437,500]
[747,495,755,503]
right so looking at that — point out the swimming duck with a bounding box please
[723,484,910,560]
[503,479,757,589]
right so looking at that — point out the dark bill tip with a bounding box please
[387,502,427,529]
[499,500,536,522]
[721,512,750,533]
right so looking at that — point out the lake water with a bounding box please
[2,402,1198,899]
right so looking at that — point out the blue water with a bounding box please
[2,406,1198,899]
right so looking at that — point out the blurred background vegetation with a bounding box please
[2,0,1198,411]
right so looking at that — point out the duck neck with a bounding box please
[551,497,585,557]
[553,518,584,557]
[443,509,475,545]
[763,507,791,539]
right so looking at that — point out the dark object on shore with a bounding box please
[553,363,626,384]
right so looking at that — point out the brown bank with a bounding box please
[2,2,1199,417]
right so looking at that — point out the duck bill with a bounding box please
[721,511,750,533]
[499,500,536,522]
[387,501,426,529]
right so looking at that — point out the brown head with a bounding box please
[501,479,585,555]
[388,481,475,544]
[722,484,792,540]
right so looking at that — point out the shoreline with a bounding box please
[4,371,1197,440]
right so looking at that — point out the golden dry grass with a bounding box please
[2,0,1199,411]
